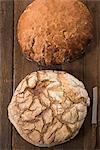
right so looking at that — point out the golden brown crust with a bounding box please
[8,70,90,147]
[17,0,93,65]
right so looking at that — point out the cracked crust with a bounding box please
[8,70,90,147]
[17,0,93,65]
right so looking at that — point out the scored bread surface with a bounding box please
[8,70,90,147]
[17,0,93,65]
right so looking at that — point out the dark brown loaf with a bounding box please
[17,0,93,65]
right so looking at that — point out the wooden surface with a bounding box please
[0,0,100,149]
[0,1,13,150]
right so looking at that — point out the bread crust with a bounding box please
[8,70,90,147]
[17,0,93,65]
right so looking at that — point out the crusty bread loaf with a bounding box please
[8,70,90,147]
[17,0,93,65]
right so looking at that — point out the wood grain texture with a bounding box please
[0,0,13,150]
[96,0,100,149]
[83,1,99,150]
[0,0,100,150]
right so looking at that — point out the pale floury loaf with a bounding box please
[8,70,90,147]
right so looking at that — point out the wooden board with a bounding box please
[0,0,100,149]
[0,0,13,150]
[83,1,98,149]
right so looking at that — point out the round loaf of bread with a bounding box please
[17,0,93,65]
[8,70,90,147]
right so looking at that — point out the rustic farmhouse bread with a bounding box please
[8,70,90,147]
[17,0,93,65]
